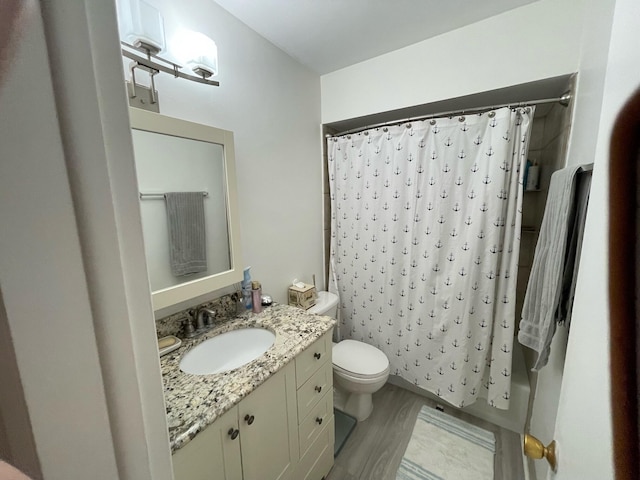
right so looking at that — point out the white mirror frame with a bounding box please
[129,108,243,310]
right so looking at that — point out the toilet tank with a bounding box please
[307,291,338,318]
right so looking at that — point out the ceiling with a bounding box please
[212,0,540,74]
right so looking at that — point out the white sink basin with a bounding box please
[179,328,276,375]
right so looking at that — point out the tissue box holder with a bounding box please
[288,284,317,310]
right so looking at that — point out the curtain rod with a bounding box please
[328,91,571,138]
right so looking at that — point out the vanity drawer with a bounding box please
[294,416,335,480]
[299,390,333,458]
[296,331,332,388]
[297,361,332,421]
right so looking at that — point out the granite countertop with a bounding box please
[160,303,335,453]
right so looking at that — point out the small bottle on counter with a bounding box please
[251,281,262,314]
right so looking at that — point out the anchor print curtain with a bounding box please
[328,107,534,409]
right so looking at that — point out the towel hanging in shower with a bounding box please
[518,164,592,370]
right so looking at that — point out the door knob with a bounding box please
[244,414,255,425]
[523,434,557,472]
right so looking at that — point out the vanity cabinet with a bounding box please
[172,330,334,480]
[173,362,298,480]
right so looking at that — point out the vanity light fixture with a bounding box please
[116,0,219,112]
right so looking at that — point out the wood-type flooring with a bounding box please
[326,383,524,480]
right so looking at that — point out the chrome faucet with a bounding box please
[181,307,217,338]
[196,307,216,330]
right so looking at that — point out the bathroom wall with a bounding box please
[321,0,585,125]
[126,0,323,315]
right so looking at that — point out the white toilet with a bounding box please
[308,291,390,421]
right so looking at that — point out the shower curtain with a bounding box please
[328,107,534,409]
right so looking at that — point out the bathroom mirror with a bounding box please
[129,108,243,310]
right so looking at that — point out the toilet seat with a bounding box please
[334,363,390,382]
[333,340,389,378]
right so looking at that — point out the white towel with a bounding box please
[165,192,207,276]
[517,165,585,370]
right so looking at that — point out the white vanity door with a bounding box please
[239,362,298,480]
[172,406,242,480]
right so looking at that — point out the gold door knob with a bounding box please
[524,434,557,472]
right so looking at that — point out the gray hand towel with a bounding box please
[165,192,207,277]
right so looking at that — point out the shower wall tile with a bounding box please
[527,148,543,166]
[518,233,537,269]
[515,265,532,327]
[324,232,330,284]
[516,266,531,293]
[322,125,337,286]
[323,192,331,282]
[541,103,566,148]
[515,113,546,330]
[556,74,576,137]
[521,194,539,227]
[322,126,336,195]
[529,120,545,151]
[323,158,330,195]
[540,133,568,187]
[323,192,331,231]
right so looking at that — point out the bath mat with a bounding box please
[396,406,495,480]
[334,408,357,457]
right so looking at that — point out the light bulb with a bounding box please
[171,30,218,77]
[116,0,166,54]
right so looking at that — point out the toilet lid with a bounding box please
[333,340,389,376]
